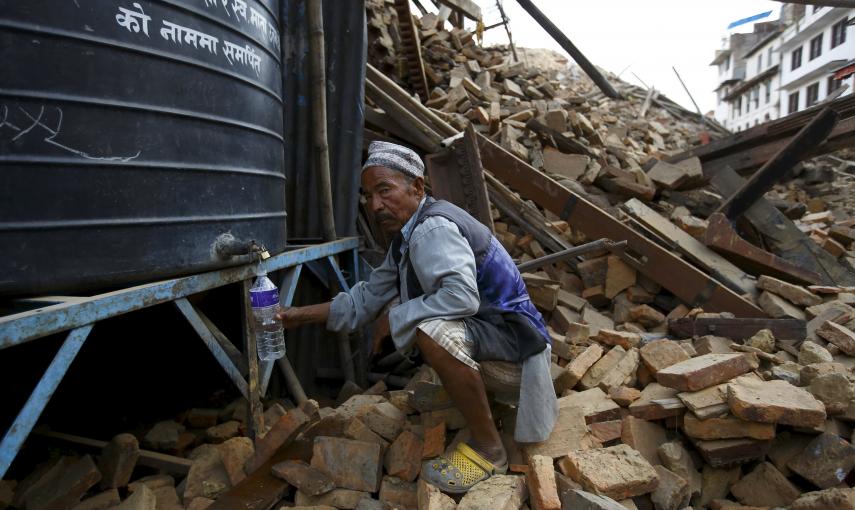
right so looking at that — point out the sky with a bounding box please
[478,0,782,114]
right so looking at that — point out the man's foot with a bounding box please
[421,442,508,494]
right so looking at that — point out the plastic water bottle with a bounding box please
[249,270,286,361]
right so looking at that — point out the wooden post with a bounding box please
[515,0,621,99]
[715,107,838,220]
[307,0,356,383]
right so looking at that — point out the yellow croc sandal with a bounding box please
[421,442,508,494]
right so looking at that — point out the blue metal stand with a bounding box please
[0,237,359,478]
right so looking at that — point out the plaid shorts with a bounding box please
[417,318,479,370]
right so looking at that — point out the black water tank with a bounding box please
[0,0,286,295]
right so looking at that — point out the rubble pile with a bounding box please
[6,4,855,510]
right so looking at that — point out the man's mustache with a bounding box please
[375,213,396,224]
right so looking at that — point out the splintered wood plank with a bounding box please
[668,317,806,341]
[621,199,756,297]
[704,213,822,285]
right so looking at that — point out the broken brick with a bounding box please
[787,432,855,489]
[422,422,446,459]
[640,339,690,375]
[384,430,423,482]
[311,436,383,493]
[620,415,666,466]
[728,378,826,428]
[683,412,775,441]
[559,444,659,500]
[271,460,335,497]
[730,461,801,508]
[99,433,139,490]
[526,454,561,510]
[656,353,758,392]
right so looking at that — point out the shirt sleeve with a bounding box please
[388,216,481,350]
[326,247,399,333]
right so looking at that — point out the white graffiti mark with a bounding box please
[1,105,141,162]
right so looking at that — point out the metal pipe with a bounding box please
[516,239,627,273]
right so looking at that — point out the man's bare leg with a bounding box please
[416,330,507,465]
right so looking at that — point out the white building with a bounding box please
[711,6,854,131]
[778,6,854,115]
[723,28,783,131]
[710,23,780,131]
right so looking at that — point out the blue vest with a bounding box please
[391,197,550,344]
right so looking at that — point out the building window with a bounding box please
[768,46,774,65]
[752,86,760,108]
[765,113,771,121]
[765,81,772,103]
[832,18,848,48]
[725,55,731,71]
[806,82,820,107]
[735,96,742,117]
[792,47,802,70]
[828,76,843,94]
[758,53,763,71]
[810,34,823,60]
[788,91,800,113]
[745,94,750,113]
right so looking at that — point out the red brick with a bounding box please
[640,339,690,374]
[656,353,758,392]
[244,399,319,474]
[621,416,666,466]
[422,422,446,459]
[311,436,383,492]
[384,431,423,482]
[271,459,335,496]
[559,445,659,500]
[527,455,561,510]
[99,433,139,489]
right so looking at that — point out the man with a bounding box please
[277,141,557,494]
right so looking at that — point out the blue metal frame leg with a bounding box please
[0,324,93,478]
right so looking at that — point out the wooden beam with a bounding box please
[715,107,838,219]
[34,429,193,475]
[667,94,855,173]
[436,0,482,20]
[526,118,597,158]
[704,213,823,286]
[621,199,757,298]
[711,167,855,286]
[514,0,621,99]
[365,79,443,152]
[474,131,766,317]
[669,317,807,341]
[425,130,495,230]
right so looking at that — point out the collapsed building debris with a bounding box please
[5,2,855,510]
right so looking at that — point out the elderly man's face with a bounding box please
[361,166,425,235]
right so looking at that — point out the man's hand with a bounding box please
[371,310,391,356]
[275,302,331,329]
